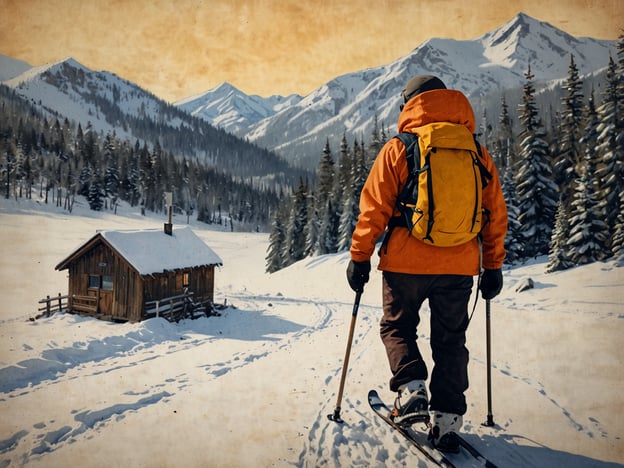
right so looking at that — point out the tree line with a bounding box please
[266,36,624,273]
[0,84,285,231]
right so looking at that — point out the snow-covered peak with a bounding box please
[230,12,616,169]
[175,82,302,133]
[478,12,605,76]
[5,57,89,86]
[3,56,171,142]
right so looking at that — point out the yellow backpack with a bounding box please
[390,122,492,247]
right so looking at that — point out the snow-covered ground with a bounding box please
[0,195,622,467]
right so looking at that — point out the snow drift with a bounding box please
[0,195,622,467]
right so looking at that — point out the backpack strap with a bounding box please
[380,133,420,254]
[473,136,493,229]
[395,133,420,179]
[473,137,493,189]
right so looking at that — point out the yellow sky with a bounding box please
[1,0,622,102]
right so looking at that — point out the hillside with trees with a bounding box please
[267,36,624,273]
[0,85,287,231]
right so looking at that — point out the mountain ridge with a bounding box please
[178,12,616,168]
[1,12,617,171]
[1,54,307,186]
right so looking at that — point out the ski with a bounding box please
[368,390,499,468]
[456,434,498,467]
[368,390,455,467]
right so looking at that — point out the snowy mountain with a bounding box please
[0,54,31,81]
[179,13,617,169]
[4,57,163,142]
[1,13,617,172]
[176,82,302,134]
[1,56,305,182]
[1,194,623,466]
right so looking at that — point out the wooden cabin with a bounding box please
[55,226,222,322]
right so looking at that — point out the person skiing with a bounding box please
[346,75,507,452]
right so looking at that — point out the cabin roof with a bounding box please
[56,227,223,275]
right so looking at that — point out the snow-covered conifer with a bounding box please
[547,199,574,272]
[314,140,337,255]
[515,66,558,257]
[501,155,524,263]
[283,178,309,266]
[266,200,289,273]
[595,56,624,240]
[553,55,584,206]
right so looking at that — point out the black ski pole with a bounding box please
[483,298,495,427]
[328,290,362,423]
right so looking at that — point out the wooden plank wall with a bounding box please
[65,241,216,322]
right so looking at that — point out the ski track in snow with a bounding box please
[0,205,622,468]
[2,291,620,467]
[297,304,418,467]
[0,293,344,466]
[1,388,172,466]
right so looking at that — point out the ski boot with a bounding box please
[390,380,429,427]
[428,411,463,453]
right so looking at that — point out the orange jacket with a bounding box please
[350,89,507,275]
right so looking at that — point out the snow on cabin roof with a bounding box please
[98,227,222,275]
[56,226,223,275]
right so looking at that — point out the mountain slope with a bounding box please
[180,13,616,169]
[2,57,306,184]
[176,82,302,134]
[0,54,31,81]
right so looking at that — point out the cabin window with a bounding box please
[183,272,190,288]
[102,276,113,290]
[89,275,114,290]
[88,275,100,289]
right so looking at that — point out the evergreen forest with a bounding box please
[0,84,304,231]
[266,38,624,273]
[1,36,622,275]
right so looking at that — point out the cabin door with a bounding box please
[88,275,114,315]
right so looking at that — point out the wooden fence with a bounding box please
[36,294,97,319]
[37,291,220,323]
[145,290,219,322]
[36,293,69,319]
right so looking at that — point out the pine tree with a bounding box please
[611,189,624,265]
[547,199,574,272]
[515,65,558,258]
[493,95,514,171]
[338,139,366,251]
[78,163,93,197]
[266,200,289,273]
[565,174,610,266]
[314,140,336,255]
[103,133,120,210]
[559,88,610,266]
[368,114,382,166]
[87,167,105,211]
[554,55,585,206]
[595,55,624,243]
[334,133,350,213]
[283,178,309,266]
[549,89,609,270]
[304,190,320,257]
[578,90,612,261]
[501,156,524,263]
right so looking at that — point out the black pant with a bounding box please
[380,271,473,415]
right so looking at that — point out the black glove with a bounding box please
[479,268,503,300]
[346,260,371,293]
